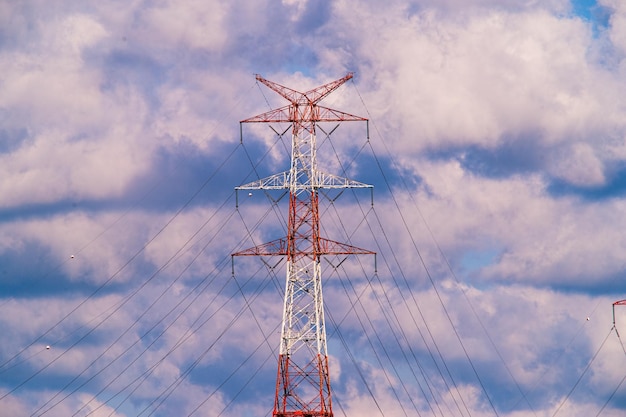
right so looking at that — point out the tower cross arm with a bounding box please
[255,72,355,106]
[314,171,372,189]
[315,105,367,122]
[240,105,367,123]
[236,171,289,190]
[241,105,291,123]
[241,105,367,124]
[232,237,375,257]
[232,237,289,257]
[255,75,304,104]
[303,72,354,104]
[317,237,375,255]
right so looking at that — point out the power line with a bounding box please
[551,326,613,417]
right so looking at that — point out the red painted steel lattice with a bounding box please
[233,73,374,417]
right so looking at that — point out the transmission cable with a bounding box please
[0,81,257,377]
[85,254,248,417]
[352,80,501,416]
[18,142,258,414]
[316,128,428,415]
[87,256,264,417]
[120,203,283,415]
[320,125,471,416]
[320,197,442,416]
[83,199,285,416]
[188,275,283,416]
[32,186,242,416]
[66,204,241,416]
[0,140,245,408]
[322,118,461,417]
[550,326,613,417]
[593,325,626,416]
[136,263,276,417]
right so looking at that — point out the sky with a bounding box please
[2,0,626,416]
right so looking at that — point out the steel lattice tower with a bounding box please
[233,73,374,417]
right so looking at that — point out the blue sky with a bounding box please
[2,0,626,416]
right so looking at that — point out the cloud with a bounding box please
[2,1,626,417]
[386,158,626,289]
[0,11,156,208]
[334,1,626,192]
[133,0,228,51]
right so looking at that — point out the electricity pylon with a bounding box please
[233,73,374,417]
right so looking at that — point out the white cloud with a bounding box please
[550,143,606,186]
[134,0,228,52]
[0,389,29,417]
[329,2,626,194]
[379,158,626,287]
[2,1,626,416]
[600,0,626,56]
[0,9,158,208]
[0,13,109,130]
